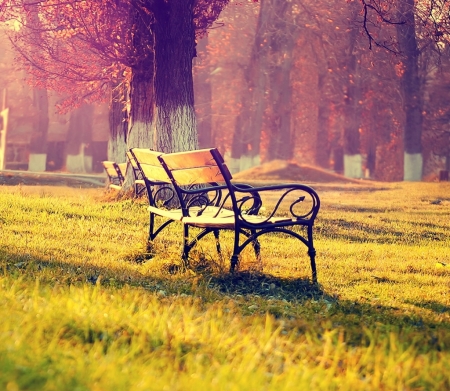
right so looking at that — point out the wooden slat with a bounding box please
[140,164,171,182]
[182,214,292,229]
[161,149,219,170]
[147,206,183,220]
[102,161,116,170]
[118,163,127,176]
[182,215,235,229]
[126,151,139,168]
[131,148,162,166]
[104,167,117,176]
[171,166,225,185]
[130,148,171,182]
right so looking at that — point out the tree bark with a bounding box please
[127,5,156,150]
[343,31,361,156]
[309,36,332,169]
[28,87,49,171]
[316,71,331,168]
[65,103,94,172]
[25,0,49,171]
[194,35,213,148]
[230,0,270,170]
[342,20,363,178]
[108,83,128,162]
[266,0,295,161]
[153,0,198,153]
[396,0,423,181]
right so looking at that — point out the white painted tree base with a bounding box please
[28,154,47,172]
[66,154,93,173]
[404,153,422,181]
[344,154,363,179]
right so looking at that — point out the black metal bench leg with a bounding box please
[230,230,241,273]
[181,224,190,267]
[148,213,155,242]
[308,248,317,284]
[213,230,222,256]
[250,229,261,259]
[230,255,239,272]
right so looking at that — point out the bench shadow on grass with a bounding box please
[4,249,450,353]
[319,217,449,245]
[207,270,325,300]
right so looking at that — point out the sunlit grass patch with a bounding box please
[0,182,449,390]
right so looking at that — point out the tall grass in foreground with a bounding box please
[0,182,449,390]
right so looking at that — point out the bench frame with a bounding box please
[129,148,260,262]
[128,148,180,243]
[126,151,147,197]
[158,148,321,283]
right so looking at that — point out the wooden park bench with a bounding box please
[129,148,241,247]
[102,155,146,197]
[157,148,321,283]
[101,161,126,191]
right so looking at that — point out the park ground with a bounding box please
[0,164,449,390]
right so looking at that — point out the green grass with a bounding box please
[0,182,449,390]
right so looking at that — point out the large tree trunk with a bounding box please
[266,0,295,161]
[396,0,423,181]
[127,5,156,150]
[230,0,270,172]
[121,0,198,192]
[153,0,198,153]
[194,35,213,148]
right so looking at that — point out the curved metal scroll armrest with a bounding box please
[152,184,176,208]
[182,183,227,205]
[233,183,263,215]
[175,183,228,216]
[232,183,320,224]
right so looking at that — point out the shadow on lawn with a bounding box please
[318,217,449,244]
[3,249,450,353]
[405,299,450,315]
[207,270,324,301]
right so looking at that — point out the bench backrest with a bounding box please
[158,148,232,186]
[118,163,127,177]
[129,148,171,183]
[126,151,143,180]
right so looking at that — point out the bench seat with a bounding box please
[182,214,293,228]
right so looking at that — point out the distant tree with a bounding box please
[395,0,423,180]
[229,0,269,172]
[359,0,450,180]
[204,1,258,153]
[193,34,213,148]
[24,0,49,171]
[265,0,296,161]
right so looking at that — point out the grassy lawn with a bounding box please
[0,182,449,390]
